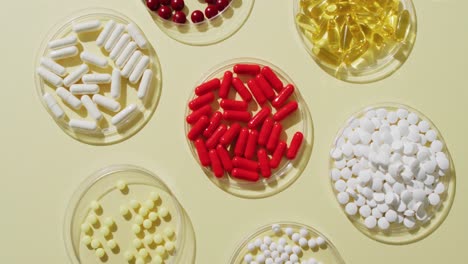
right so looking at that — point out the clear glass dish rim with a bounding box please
[184,57,313,199]
[34,7,162,145]
[328,102,456,245]
[63,164,189,264]
[229,221,346,264]
[292,0,419,84]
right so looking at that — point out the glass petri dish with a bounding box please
[35,8,162,145]
[64,165,196,263]
[293,0,417,83]
[229,222,345,263]
[184,58,313,199]
[329,103,456,244]
[140,0,255,45]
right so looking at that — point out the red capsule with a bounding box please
[258,149,271,178]
[244,130,258,159]
[206,124,227,149]
[255,74,275,100]
[195,78,220,96]
[220,99,248,111]
[216,145,233,173]
[273,101,298,121]
[189,92,215,110]
[270,141,287,168]
[248,106,271,129]
[286,132,304,160]
[203,111,222,138]
[247,79,267,105]
[233,64,261,75]
[223,110,251,122]
[219,71,233,99]
[234,128,249,157]
[266,122,282,152]
[232,157,258,171]
[261,66,284,92]
[187,116,209,141]
[232,168,259,182]
[232,77,252,102]
[195,139,210,166]
[272,84,295,108]
[209,149,224,178]
[186,104,212,124]
[258,117,274,146]
[219,123,241,146]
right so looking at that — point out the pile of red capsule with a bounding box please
[186,63,304,182]
[146,0,230,24]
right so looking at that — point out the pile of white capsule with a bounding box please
[37,18,153,131]
[330,107,450,231]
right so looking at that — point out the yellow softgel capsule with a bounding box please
[327,20,340,51]
[156,245,166,256]
[153,234,164,244]
[116,180,127,191]
[151,255,163,264]
[149,192,160,201]
[158,207,169,218]
[148,212,159,221]
[95,248,105,258]
[91,239,100,249]
[313,46,341,66]
[395,9,410,41]
[107,239,117,249]
[165,241,175,252]
[133,238,143,248]
[164,227,175,239]
[82,235,92,245]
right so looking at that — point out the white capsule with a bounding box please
[82,74,111,84]
[137,69,152,101]
[105,23,125,52]
[80,51,108,68]
[40,57,66,76]
[49,46,79,60]
[93,94,121,112]
[129,56,150,84]
[43,93,64,118]
[56,87,81,109]
[64,64,89,87]
[111,104,137,125]
[37,67,63,87]
[73,20,101,33]
[70,84,99,95]
[121,50,142,78]
[127,23,148,49]
[81,95,102,120]
[110,34,131,60]
[69,119,97,131]
[110,69,122,99]
[96,20,116,47]
[48,35,78,49]
[116,41,138,68]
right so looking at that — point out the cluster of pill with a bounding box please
[186,63,304,182]
[330,107,449,230]
[296,0,412,68]
[80,201,119,260]
[81,180,177,264]
[37,18,153,131]
[243,224,327,264]
[146,0,230,24]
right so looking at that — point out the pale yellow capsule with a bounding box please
[344,41,370,65]
[340,24,353,52]
[327,20,341,51]
[313,46,341,66]
[347,15,367,45]
[395,10,410,41]
[296,13,319,33]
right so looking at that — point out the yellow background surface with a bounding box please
[1,0,467,263]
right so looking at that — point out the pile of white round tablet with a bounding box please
[243,224,326,264]
[330,107,450,230]
[37,18,153,131]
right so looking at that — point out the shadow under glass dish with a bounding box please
[293,0,417,83]
[330,103,456,244]
[35,8,162,145]
[185,58,314,199]
[140,0,255,45]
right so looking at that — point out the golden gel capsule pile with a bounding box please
[296,0,412,69]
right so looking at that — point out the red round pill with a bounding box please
[171,0,184,11]
[216,0,230,11]
[158,6,172,20]
[205,0,216,4]
[205,5,219,19]
[160,0,171,5]
[146,0,160,11]
[191,10,205,23]
[172,11,187,24]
